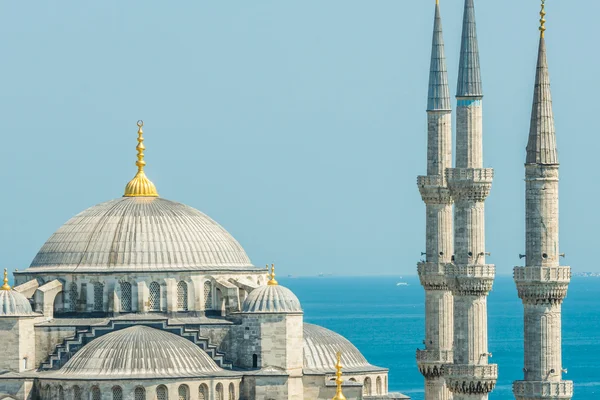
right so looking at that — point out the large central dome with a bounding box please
[28,197,255,273]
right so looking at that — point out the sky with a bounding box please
[0,0,596,278]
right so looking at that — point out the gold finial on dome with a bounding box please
[124,120,159,197]
[1,269,10,291]
[539,0,546,38]
[332,351,347,400]
[267,264,278,286]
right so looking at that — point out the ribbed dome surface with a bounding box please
[28,197,256,273]
[58,326,226,378]
[0,290,33,316]
[242,285,302,313]
[303,323,385,373]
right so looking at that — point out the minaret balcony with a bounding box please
[418,262,450,290]
[417,175,452,204]
[417,349,453,379]
[514,266,571,282]
[446,168,494,202]
[444,364,498,395]
[514,266,571,304]
[445,264,495,296]
[513,380,573,399]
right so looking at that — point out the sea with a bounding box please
[279,275,599,400]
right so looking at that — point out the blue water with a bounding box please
[280,276,600,400]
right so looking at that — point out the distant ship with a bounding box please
[396,282,409,286]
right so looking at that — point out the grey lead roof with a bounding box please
[526,37,558,165]
[0,290,34,317]
[456,0,483,97]
[26,197,258,273]
[242,284,302,313]
[427,2,451,111]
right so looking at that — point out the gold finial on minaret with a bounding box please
[332,352,347,400]
[539,0,546,38]
[1,269,11,291]
[267,264,279,286]
[124,120,159,197]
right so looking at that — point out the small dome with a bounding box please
[303,323,386,373]
[0,290,33,316]
[242,284,302,313]
[27,197,257,273]
[58,326,229,378]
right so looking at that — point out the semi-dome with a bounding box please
[242,284,302,313]
[303,323,386,373]
[0,290,34,317]
[57,326,231,378]
[26,197,256,273]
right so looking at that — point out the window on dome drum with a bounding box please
[177,281,188,311]
[364,377,372,396]
[69,283,78,312]
[91,386,101,400]
[198,384,208,400]
[216,383,224,400]
[252,354,258,368]
[120,282,132,312]
[228,383,235,400]
[376,376,382,394]
[134,387,146,400]
[58,385,64,400]
[178,384,189,400]
[93,282,104,311]
[349,378,356,382]
[149,282,161,311]
[156,385,167,400]
[112,386,122,400]
[203,281,212,310]
[73,386,82,400]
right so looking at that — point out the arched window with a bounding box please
[120,282,132,312]
[178,384,189,400]
[149,282,161,311]
[93,282,104,311]
[134,387,145,400]
[364,377,372,396]
[177,281,188,311]
[252,354,258,368]
[58,385,64,400]
[198,384,209,400]
[156,385,167,400]
[91,386,101,400]
[73,386,82,400]
[69,283,78,311]
[349,378,357,382]
[112,386,122,400]
[376,376,382,394]
[216,383,224,400]
[228,383,235,400]
[203,281,212,310]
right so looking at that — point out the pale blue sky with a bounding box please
[0,1,596,277]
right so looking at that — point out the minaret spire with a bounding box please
[416,1,454,399]
[526,0,557,165]
[427,0,451,111]
[456,0,482,97]
[514,2,573,399]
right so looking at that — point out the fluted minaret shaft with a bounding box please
[513,13,573,399]
[417,3,454,399]
[444,1,497,399]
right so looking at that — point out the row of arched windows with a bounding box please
[361,376,386,396]
[41,382,237,400]
[65,280,214,313]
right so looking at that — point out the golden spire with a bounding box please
[124,120,159,197]
[1,269,11,291]
[539,0,546,38]
[332,351,347,400]
[267,264,279,286]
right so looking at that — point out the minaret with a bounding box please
[444,0,498,399]
[513,2,573,399]
[416,1,454,399]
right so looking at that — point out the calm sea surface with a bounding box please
[280,276,599,400]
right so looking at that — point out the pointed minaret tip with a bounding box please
[456,0,483,97]
[526,0,558,165]
[427,0,451,111]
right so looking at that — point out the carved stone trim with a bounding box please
[417,176,453,204]
[513,380,573,399]
[514,266,570,305]
[446,168,494,202]
[443,364,498,395]
[418,262,450,290]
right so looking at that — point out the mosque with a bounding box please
[0,1,574,400]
